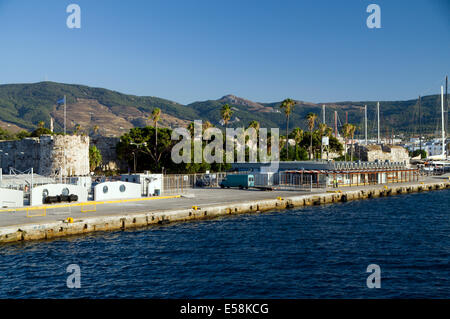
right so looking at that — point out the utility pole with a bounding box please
[364,105,368,145]
[377,102,380,144]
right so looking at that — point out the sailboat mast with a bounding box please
[446,76,448,138]
[334,111,338,138]
[377,102,380,144]
[364,105,368,145]
[419,96,422,152]
[441,86,445,157]
[322,104,325,124]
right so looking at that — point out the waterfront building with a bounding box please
[232,160,418,187]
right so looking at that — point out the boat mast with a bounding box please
[334,111,338,138]
[419,96,422,152]
[377,101,380,144]
[446,76,448,139]
[441,86,445,157]
[364,105,368,145]
[322,104,326,124]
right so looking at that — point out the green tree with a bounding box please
[74,124,82,135]
[306,113,318,159]
[290,127,303,158]
[151,108,162,164]
[15,130,32,140]
[279,98,295,160]
[342,123,352,161]
[31,127,53,137]
[0,128,14,140]
[117,126,175,173]
[349,124,357,161]
[221,104,233,128]
[89,145,102,171]
[248,120,260,132]
[92,125,99,135]
[410,149,427,159]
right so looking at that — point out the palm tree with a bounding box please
[306,113,318,159]
[151,108,161,158]
[202,120,213,132]
[318,123,327,159]
[342,123,352,161]
[187,122,195,137]
[248,120,260,132]
[279,98,295,160]
[291,127,303,159]
[349,124,357,161]
[38,121,45,129]
[221,104,233,128]
[93,125,99,135]
[324,126,333,159]
[74,124,82,135]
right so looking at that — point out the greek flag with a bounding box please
[57,97,65,104]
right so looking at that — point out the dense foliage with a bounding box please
[89,145,103,171]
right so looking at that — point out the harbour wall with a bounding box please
[0,181,449,244]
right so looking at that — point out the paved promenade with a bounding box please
[0,174,447,229]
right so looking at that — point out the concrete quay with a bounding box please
[0,176,449,244]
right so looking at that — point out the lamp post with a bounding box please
[129,142,147,174]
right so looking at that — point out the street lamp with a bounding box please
[129,142,147,173]
[132,151,136,174]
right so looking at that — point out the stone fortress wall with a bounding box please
[0,135,89,176]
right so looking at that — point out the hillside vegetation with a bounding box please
[0,81,444,137]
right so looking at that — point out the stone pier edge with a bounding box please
[1,181,449,243]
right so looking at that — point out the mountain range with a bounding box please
[0,81,445,137]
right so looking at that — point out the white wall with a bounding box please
[94,181,141,201]
[0,188,23,208]
[120,173,163,196]
[31,184,88,206]
[145,174,163,196]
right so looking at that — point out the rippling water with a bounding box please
[0,190,449,298]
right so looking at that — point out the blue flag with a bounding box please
[57,97,65,104]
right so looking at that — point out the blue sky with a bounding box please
[0,0,448,104]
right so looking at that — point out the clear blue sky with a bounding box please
[0,0,449,104]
